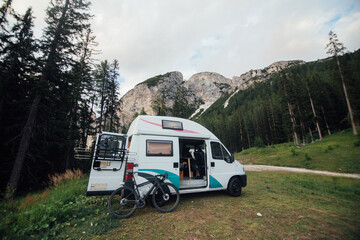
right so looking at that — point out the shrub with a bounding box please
[49,169,83,187]
[1,177,120,239]
[290,148,298,156]
[254,137,266,148]
[354,136,360,147]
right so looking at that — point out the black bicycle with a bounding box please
[108,172,180,219]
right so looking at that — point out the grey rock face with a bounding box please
[119,60,303,126]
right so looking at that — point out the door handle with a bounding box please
[211,162,215,167]
[173,162,179,168]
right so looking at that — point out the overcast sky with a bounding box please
[11,0,360,95]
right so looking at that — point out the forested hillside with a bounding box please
[1,0,359,198]
[0,0,122,197]
[196,50,360,152]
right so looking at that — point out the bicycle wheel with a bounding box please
[109,186,137,219]
[152,182,180,213]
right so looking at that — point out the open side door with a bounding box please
[86,132,127,196]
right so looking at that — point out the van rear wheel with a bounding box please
[228,177,242,197]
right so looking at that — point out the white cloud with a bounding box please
[9,0,360,95]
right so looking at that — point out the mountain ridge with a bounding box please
[119,60,303,127]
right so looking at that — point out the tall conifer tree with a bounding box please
[326,30,357,135]
[7,0,92,198]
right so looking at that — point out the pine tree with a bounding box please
[172,85,190,118]
[107,60,121,132]
[281,74,300,145]
[306,75,323,140]
[94,59,121,132]
[0,0,13,122]
[4,7,39,198]
[64,28,97,168]
[326,30,357,135]
[152,89,169,116]
[7,0,92,198]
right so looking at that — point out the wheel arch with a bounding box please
[227,174,247,189]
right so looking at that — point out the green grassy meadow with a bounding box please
[2,171,360,239]
[1,177,120,240]
[1,129,360,239]
[100,171,360,240]
[235,129,360,173]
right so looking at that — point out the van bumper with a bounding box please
[86,190,113,196]
[240,174,247,187]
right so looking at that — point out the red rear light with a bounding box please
[125,163,134,180]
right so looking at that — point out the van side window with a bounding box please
[211,142,223,159]
[211,142,231,162]
[146,140,173,156]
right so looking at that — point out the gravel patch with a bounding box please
[244,164,360,179]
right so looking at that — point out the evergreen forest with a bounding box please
[0,0,122,198]
[197,50,360,152]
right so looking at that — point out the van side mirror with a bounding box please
[230,154,235,163]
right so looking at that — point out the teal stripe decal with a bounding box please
[209,175,223,188]
[138,169,179,189]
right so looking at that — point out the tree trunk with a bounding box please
[98,79,106,132]
[84,96,95,148]
[282,79,300,145]
[269,99,278,143]
[7,0,70,198]
[308,127,314,143]
[238,112,244,151]
[321,106,331,135]
[0,96,4,126]
[335,56,357,135]
[7,93,41,198]
[266,105,273,145]
[65,99,78,170]
[109,106,114,132]
[305,80,323,140]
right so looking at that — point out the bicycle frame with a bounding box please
[131,172,167,205]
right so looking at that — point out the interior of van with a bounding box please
[179,139,207,189]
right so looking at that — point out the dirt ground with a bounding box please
[244,164,360,179]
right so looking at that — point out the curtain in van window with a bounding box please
[146,141,173,156]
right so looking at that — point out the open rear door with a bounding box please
[87,132,127,196]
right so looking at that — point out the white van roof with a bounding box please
[127,115,218,140]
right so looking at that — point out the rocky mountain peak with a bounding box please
[119,71,184,126]
[118,60,304,126]
[232,60,304,89]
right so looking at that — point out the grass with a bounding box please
[1,170,121,240]
[235,129,360,173]
[95,172,360,240]
[2,130,360,239]
[2,171,359,239]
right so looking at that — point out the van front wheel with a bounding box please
[228,177,242,197]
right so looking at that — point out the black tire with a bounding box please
[109,186,137,219]
[152,182,180,213]
[227,177,242,197]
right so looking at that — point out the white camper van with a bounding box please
[87,115,247,197]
